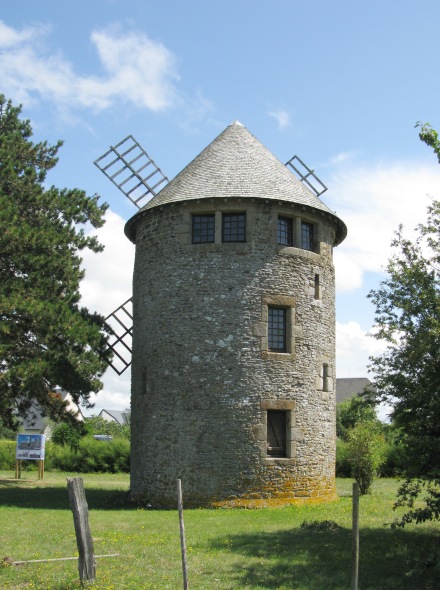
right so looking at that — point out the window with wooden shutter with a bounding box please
[267,410,287,457]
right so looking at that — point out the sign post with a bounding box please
[15,434,46,479]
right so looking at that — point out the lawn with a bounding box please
[0,472,439,589]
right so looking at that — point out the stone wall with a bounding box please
[130,197,337,507]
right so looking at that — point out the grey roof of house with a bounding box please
[22,412,46,432]
[99,409,128,425]
[336,378,375,404]
[125,121,347,245]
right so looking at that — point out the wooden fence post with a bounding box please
[177,479,189,590]
[67,477,96,585]
[351,482,360,590]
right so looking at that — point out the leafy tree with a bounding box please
[0,416,19,440]
[0,95,110,429]
[346,422,386,495]
[52,421,84,451]
[336,394,380,441]
[368,122,440,522]
[416,122,440,163]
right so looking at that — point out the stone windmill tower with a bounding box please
[96,122,347,507]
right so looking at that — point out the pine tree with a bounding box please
[0,95,109,427]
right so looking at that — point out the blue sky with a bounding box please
[2,1,440,414]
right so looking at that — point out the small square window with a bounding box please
[301,222,314,251]
[268,306,287,352]
[192,214,215,243]
[222,213,246,242]
[277,216,293,246]
[267,410,287,457]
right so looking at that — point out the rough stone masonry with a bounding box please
[125,122,347,507]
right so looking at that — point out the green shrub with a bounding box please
[347,422,386,494]
[337,395,380,441]
[335,438,352,477]
[49,436,130,473]
[378,442,407,477]
[0,437,129,474]
[51,422,83,450]
[84,415,130,441]
[0,440,16,470]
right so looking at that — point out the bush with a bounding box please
[50,436,130,473]
[337,395,380,441]
[378,442,407,477]
[52,422,83,450]
[347,422,386,494]
[336,438,352,477]
[0,436,130,474]
[0,440,16,470]
[84,415,130,441]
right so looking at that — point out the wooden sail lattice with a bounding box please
[94,135,168,210]
[95,135,170,373]
[103,298,133,375]
[285,155,328,197]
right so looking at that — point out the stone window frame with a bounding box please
[260,399,296,464]
[316,359,334,393]
[260,294,296,360]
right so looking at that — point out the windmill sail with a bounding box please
[285,155,328,197]
[103,298,133,375]
[94,135,169,210]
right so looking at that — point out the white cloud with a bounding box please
[327,151,357,166]
[336,320,386,378]
[79,209,134,414]
[80,210,134,316]
[269,108,290,129]
[0,20,46,47]
[329,160,440,294]
[0,20,179,113]
[86,366,131,417]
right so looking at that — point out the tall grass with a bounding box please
[0,473,439,589]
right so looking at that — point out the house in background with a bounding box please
[98,409,130,426]
[21,388,84,436]
[335,378,375,404]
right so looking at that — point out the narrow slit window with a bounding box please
[323,363,329,392]
[192,214,215,243]
[267,410,287,457]
[222,213,246,242]
[301,221,314,251]
[314,274,320,299]
[268,306,287,352]
[277,216,293,246]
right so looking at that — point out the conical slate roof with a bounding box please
[125,121,347,244]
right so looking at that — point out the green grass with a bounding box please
[1,472,439,589]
